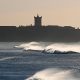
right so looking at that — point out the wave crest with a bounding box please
[14,42,80,53]
[25,68,80,80]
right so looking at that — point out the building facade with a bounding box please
[34,14,42,29]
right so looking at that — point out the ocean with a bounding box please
[0,42,80,80]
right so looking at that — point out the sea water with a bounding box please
[0,42,80,80]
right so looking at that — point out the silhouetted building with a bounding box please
[0,14,80,42]
[34,14,42,29]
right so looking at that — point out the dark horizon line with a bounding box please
[0,25,79,29]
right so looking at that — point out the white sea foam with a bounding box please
[14,42,80,53]
[26,68,80,80]
[0,57,15,61]
[15,42,38,48]
[45,43,80,53]
[15,42,45,51]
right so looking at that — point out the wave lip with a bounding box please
[42,49,79,54]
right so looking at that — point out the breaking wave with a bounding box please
[25,68,80,80]
[14,42,45,51]
[14,41,80,53]
[45,43,80,53]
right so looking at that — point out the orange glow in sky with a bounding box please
[0,0,80,27]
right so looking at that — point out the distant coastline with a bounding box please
[0,25,80,42]
[0,15,80,42]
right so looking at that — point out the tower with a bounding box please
[34,14,42,29]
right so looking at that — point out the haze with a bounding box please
[0,0,80,27]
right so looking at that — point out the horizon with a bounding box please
[0,0,80,28]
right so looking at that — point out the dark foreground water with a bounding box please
[0,51,80,80]
[0,42,80,80]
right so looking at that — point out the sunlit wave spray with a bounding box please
[25,68,80,80]
[15,41,80,53]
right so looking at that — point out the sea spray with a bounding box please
[14,41,80,53]
[45,43,80,53]
[15,41,45,50]
[26,68,80,80]
[14,42,40,49]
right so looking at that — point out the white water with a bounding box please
[15,41,80,53]
[45,43,80,53]
[26,68,80,80]
[15,42,45,51]
[0,42,80,80]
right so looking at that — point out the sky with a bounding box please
[0,0,80,27]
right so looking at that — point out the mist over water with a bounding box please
[45,43,80,53]
[15,42,45,50]
[14,42,80,80]
[15,41,80,53]
[26,68,80,80]
[0,42,80,80]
